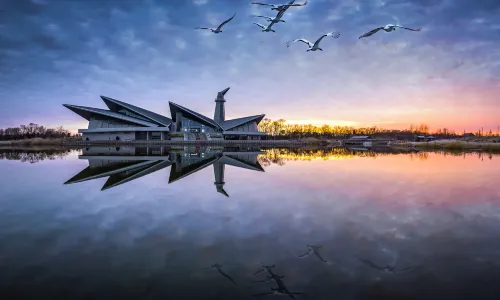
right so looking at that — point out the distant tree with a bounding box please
[0,123,71,141]
[417,124,429,134]
[321,125,332,137]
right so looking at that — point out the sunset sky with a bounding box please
[0,0,499,133]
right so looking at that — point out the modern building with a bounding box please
[64,87,267,141]
[345,135,372,145]
[416,135,436,142]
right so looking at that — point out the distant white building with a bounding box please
[416,135,436,142]
[64,87,267,141]
[345,135,372,145]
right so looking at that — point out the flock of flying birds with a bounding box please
[195,0,422,52]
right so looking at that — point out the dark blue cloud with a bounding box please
[0,0,499,130]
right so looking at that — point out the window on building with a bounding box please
[135,147,148,155]
[151,132,161,140]
[150,147,161,155]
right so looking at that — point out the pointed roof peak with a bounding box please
[169,101,220,128]
[218,114,266,130]
[62,104,158,127]
[100,96,172,127]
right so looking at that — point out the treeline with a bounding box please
[0,123,77,141]
[258,119,499,138]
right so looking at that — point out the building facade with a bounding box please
[64,87,267,141]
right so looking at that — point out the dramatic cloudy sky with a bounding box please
[0,0,499,132]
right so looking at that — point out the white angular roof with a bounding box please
[63,104,159,127]
[101,96,172,127]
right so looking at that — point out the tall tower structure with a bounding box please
[214,87,230,124]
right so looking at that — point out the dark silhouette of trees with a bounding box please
[258,119,499,139]
[0,123,77,141]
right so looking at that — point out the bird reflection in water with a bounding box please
[203,263,237,285]
[358,258,415,273]
[252,265,304,299]
[297,244,329,263]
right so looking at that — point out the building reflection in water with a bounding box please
[64,146,265,196]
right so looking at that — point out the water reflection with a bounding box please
[0,148,73,163]
[65,146,265,195]
[259,147,498,164]
[1,147,500,299]
[1,146,497,166]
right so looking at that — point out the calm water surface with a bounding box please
[1,147,500,299]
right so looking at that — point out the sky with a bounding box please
[0,0,499,133]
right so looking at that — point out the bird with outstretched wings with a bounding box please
[195,13,236,33]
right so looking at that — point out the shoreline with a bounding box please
[2,138,500,153]
[0,138,66,146]
[390,140,500,152]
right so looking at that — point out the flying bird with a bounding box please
[359,24,421,39]
[252,0,309,11]
[358,258,414,273]
[297,244,328,263]
[195,13,236,34]
[286,32,340,51]
[253,22,276,32]
[250,1,298,29]
[252,14,286,23]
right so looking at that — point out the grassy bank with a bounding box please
[0,138,66,146]
[300,137,343,146]
[413,140,500,151]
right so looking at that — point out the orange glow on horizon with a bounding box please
[279,119,499,133]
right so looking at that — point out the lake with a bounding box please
[1,146,500,299]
